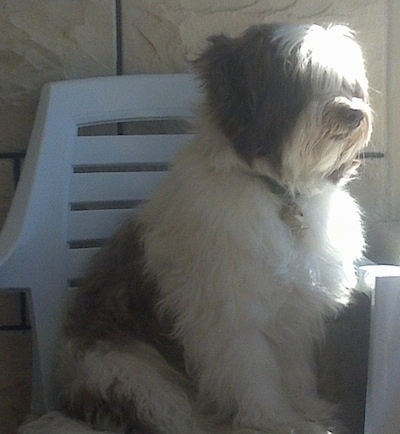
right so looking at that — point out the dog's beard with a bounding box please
[274,95,372,195]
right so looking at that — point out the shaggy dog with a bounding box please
[59,23,372,434]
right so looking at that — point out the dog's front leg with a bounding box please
[185,328,331,434]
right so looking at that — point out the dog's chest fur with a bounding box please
[138,138,364,341]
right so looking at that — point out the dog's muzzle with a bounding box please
[337,105,364,129]
[327,96,368,131]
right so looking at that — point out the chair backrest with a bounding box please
[0,74,199,414]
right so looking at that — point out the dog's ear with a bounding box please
[192,34,256,152]
[192,34,234,94]
[192,26,304,168]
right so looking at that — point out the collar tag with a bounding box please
[247,171,308,236]
[280,200,308,235]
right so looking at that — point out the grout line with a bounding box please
[115,0,123,76]
[359,152,385,159]
[0,325,31,331]
[0,153,31,331]
[19,292,28,328]
[0,151,26,158]
[115,0,124,136]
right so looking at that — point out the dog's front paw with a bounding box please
[233,420,333,434]
[286,420,334,434]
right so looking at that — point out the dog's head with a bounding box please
[193,24,373,194]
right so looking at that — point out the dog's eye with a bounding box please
[338,106,364,129]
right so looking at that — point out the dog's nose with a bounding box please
[340,107,364,129]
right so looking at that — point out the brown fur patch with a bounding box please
[64,219,185,372]
[67,382,157,433]
[192,24,311,168]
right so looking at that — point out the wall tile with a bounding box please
[0,0,117,153]
[0,169,29,329]
[0,292,21,327]
[121,1,385,76]
[0,331,32,430]
[0,159,15,228]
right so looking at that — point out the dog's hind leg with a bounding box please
[60,339,205,434]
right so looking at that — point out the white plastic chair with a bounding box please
[0,74,198,415]
[0,74,399,433]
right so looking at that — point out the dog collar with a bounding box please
[254,174,308,235]
[256,174,291,197]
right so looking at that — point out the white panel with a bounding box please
[70,171,167,203]
[73,134,191,166]
[54,74,198,126]
[68,208,136,241]
[387,0,400,219]
[361,266,400,434]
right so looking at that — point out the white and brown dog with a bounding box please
[59,23,372,434]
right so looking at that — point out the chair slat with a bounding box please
[68,209,136,241]
[73,134,191,166]
[70,171,168,203]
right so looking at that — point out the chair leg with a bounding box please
[27,286,66,415]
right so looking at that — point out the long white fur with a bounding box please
[135,116,365,433]
[272,24,368,94]
[61,340,203,433]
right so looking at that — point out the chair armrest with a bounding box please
[358,264,400,434]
